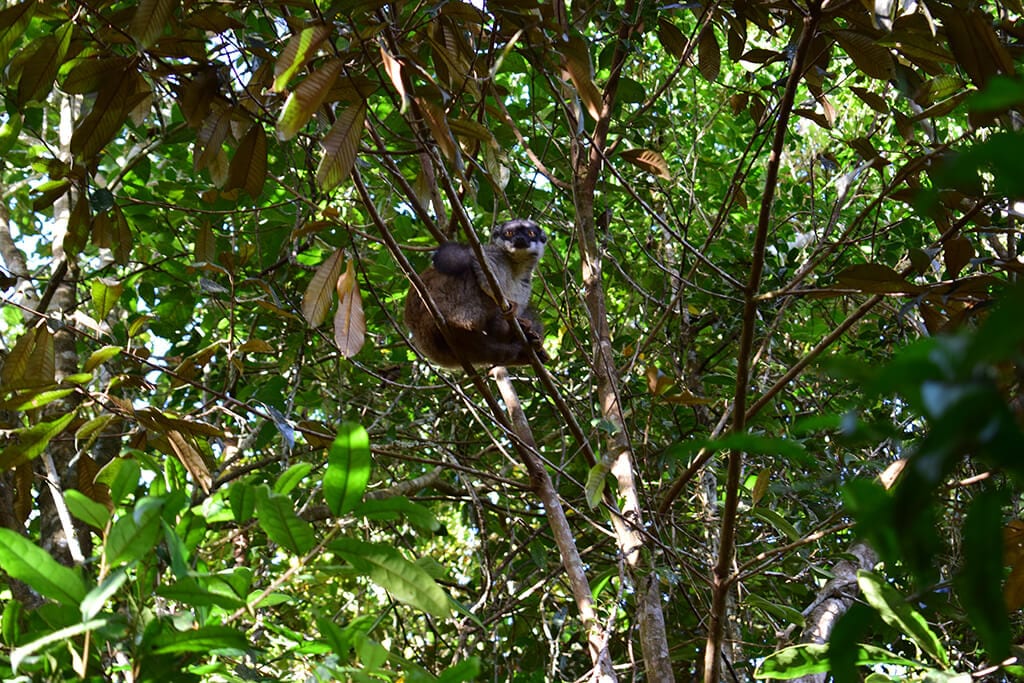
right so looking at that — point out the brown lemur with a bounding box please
[404,219,549,368]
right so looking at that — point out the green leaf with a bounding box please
[755,643,920,679]
[95,457,141,505]
[152,624,249,654]
[583,462,608,509]
[353,497,440,533]
[272,24,332,92]
[156,576,246,609]
[955,491,1011,660]
[0,409,77,469]
[438,657,482,683]
[11,618,111,673]
[329,538,451,618]
[104,497,164,566]
[857,569,949,667]
[324,423,371,516]
[64,489,111,529]
[0,528,87,606]
[255,485,315,554]
[230,482,256,522]
[750,507,802,542]
[80,568,128,620]
[274,461,312,495]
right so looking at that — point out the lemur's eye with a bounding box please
[504,230,514,238]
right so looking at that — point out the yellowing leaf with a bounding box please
[91,277,123,320]
[751,468,770,507]
[273,24,332,92]
[276,58,344,140]
[316,103,365,190]
[131,0,178,50]
[333,259,366,358]
[621,148,671,179]
[301,249,343,327]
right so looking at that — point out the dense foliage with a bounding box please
[1,0,1023,681]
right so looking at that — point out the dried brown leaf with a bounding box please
[333,259,366,359]
[228,123,268,198]
[621,148,671,179]
[167,429,211,494]
[833,29,895,80]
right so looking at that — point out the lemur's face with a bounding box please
[492,219,546,261]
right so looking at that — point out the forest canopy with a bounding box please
[1,0,1024,681]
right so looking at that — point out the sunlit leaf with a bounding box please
[324,422,371,516]
[621,148,671,179]
[857,570,949,667]
[255,486,315,555]
[276,58,343,140]
[273,24,332,92]
[0,528,87,606]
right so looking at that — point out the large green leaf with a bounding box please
[329,538,451,618]
[0,528,87,606]
[255,486,315,555]
[324,423,371,517]
[152,625,250,654]
[857,569,948,667]
[756,643,921,679]
[104,497,164,566]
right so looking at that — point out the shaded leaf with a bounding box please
[657,18,686,59]
[152,625,249,654]
[255,486,315,555]
[329,538,451,617]
[836,263,922,294]
[833,30,894,80]
[698,28,721,82]
[131,0,178,49]
[104,498,164,566]
[227,123,267,198]
[943,236,973,278]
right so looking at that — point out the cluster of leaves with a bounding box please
[0,0,1023,680]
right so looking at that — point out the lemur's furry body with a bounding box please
[404,219,548,368]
